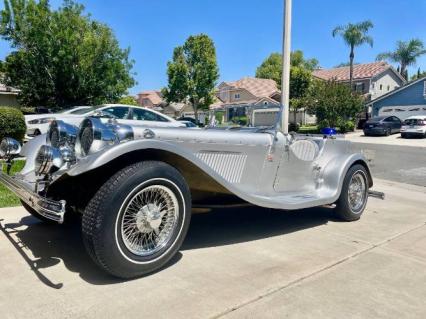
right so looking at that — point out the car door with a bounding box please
[392,116,402,132]
[383,117,393,132]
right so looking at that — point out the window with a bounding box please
[101,107,130,119]
[423,81,426,96]
[409,108,420,112]
[70,108,93,115]
[131,108,169,122]
[142,98,150,106]
[387,85,390,91]
[395,108,405,112]
[234,93,240,99]
[372,83,375,89]
[382,109,393,113]
[380,84,383,90]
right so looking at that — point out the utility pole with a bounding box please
[280,0,292,134]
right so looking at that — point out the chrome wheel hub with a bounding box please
[135,203,164,233]
[121,184,179,256]
[348,172,366,212]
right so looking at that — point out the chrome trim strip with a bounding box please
[0,171,66,223]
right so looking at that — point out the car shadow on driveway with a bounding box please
[1,206,335,287]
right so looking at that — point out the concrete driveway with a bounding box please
[0,179,425,319]
[345,130,426,148]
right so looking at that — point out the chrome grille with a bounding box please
[196,151,247,183]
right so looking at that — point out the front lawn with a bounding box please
[0,160,25,208]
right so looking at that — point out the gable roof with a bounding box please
[220,77,280,98]
[367,76,426,105]
[137,90,163,105]
[312,61,405,82]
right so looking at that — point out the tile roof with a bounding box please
[312,62,392,81]
[137,90,163,105]
[224,77,279,98]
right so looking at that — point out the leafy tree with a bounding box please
[332,20,374,88]
[255,51,314,124]
[289,67,312,124]
[255,50,318,88]
[304,80,364,131]
[377,39,426,80]
[411,68,426,81]
[0,0,135,108]
[291,50,319,71]
[117,95,138,106]
[334,62,360,68]
[162,34,219,124]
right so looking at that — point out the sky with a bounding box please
[0,0,425,95]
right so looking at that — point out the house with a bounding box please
[213,77,282,123]
[313,62,406,101]
[136,90,164,110]
[367,77,426,120]
[136,89,207,123]
[0,82,20,107]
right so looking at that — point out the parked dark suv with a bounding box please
[363,116,402,136]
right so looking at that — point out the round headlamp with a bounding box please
[76,117,118,156]
[76,117,134,157]
[0,138,21,159]
[35,145,63,176]
[47,120,78,148]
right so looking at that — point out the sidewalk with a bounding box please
[0,179,425,318]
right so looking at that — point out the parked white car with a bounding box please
[400,115,426,138]
[25,104,185,138]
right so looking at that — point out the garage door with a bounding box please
[379,105,426,120]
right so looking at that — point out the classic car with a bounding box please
[0,115,384,278]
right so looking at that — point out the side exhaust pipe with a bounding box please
[369,190,385,200]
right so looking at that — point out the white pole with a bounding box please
[280,0,292,134]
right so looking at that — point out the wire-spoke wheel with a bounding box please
[82,161,191,279]
[347,172,367,213]
[335,164,369,221]
[121,185,179,257]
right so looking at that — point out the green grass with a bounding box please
[0,160,25,208]
[299,125,320,134]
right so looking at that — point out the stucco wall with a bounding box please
[0,93,19,107]
[370,69,404,100]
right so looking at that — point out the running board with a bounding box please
[368,190,385,200]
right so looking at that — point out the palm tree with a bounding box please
[332,21,374,88]
[376,39,426,80]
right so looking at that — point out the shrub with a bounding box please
[339,120,356,133]
[288,122,300,132]
[0,107,26,142]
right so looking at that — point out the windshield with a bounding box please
[59,106,94,114]
[404,118,425,126]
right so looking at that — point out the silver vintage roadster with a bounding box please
[0,116,383,278]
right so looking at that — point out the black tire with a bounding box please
[385,128,391,136]
[334,164,369,222]
[401,133,407,138]
[20,200,57,224]
[82,161,191,279]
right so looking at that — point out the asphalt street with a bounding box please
[353,142,426,187]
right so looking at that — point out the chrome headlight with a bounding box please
[0,138,21,159]
[76,118,118,156]
[47,120,78,148]
[35,145,63,175]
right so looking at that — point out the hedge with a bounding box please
[0,107,26,142]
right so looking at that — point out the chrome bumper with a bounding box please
[0,171,66,223]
